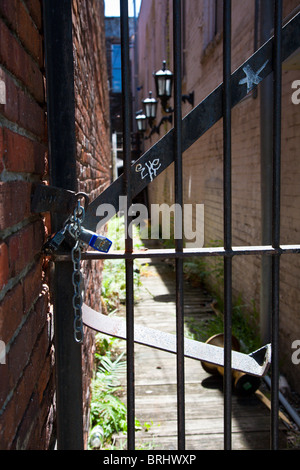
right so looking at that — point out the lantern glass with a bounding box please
[136,113,147,132]
[142,91,158,119]
[154,60,173,100]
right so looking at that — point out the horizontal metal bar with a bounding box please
[84,12,300,233]
[53,244,300,261]
[82,303,271,377]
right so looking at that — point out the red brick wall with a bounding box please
[0,0,111,449]
[0,0,53,449]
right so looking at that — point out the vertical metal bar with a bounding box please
[260,0,274,348]
[133,0,139,117]
[173,0,185,450]
[43,0,84,449]
[271,0,282,451]
[252,0,260,99]
[120,0,135,450]
[223,0,232,451]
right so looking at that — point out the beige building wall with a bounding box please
[137,0,300,392]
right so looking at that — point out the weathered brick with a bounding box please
[2,127,46,175]
[6,220,44,279]
[0,1,43,67]
[24,0,42,32]
[8,225,33,278]
[18,84,45,138]
[0,67,45,139]
[7,305,47,396]
[0,181,31,231]
[0,20,44,103]
[0,68,19,125]
[0,323,50,449]
[23,260,43,314]
[0,282,23,344]
[12,391,39,450]
[0,127,4,173]
[0,389,15,448]
[0,242,9,290]
[36,352,52,404]
[0,357,9,411]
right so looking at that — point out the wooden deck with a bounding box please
[116,254,288,450]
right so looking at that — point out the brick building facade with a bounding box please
[0,0,111,449]
[137,0,300,393]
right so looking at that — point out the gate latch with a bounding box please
[31,184,112,254]
[31,183,80,215]
[43,202,112,255]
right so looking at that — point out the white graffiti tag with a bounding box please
[239,60,268,94]
[135,158,161,182]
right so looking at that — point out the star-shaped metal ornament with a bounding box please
[239,60,268,94]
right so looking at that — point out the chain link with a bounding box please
[70,201,85,343]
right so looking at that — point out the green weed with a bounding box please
[89,216,150,449]
[183,240,260,353]
[89,351,138,449]
[101,215,144,313]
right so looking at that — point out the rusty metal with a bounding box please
[31,183,89,219]
[31,183,78,215]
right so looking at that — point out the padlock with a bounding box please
[43,229,66,253]
[78,228,112,253]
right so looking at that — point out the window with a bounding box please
[215,0,223,36]
[203,0,223,49]
[111,44,122,93]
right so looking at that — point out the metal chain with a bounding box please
[70,201,85,343]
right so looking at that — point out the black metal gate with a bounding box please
[38,0,300,451]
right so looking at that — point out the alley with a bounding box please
[115,253,288,450]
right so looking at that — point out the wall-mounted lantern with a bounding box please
[142,91,158,124]
[135,110,147,133]
[136,60,194,138]
[153,60,173,113]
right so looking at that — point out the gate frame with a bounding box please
[43,0,84,450]
[41,0,300,451]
